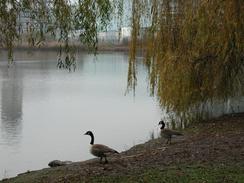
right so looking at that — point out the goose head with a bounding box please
[84,131,93,136]
[84,131,94,145]
[158,120,165,129]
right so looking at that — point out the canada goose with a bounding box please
[158,120,183,144]
[84,131,119,163]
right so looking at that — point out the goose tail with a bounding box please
[114,150,119,154]
[175,131,183,136]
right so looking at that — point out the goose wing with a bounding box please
[93,144,119,154]
[163,129,183,136]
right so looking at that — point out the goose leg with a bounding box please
[100,157,103,163]
[104,156,108,164]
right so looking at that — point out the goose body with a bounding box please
[159,120,183,144]
[84,131,119,163]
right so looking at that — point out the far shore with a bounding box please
[0,43,131,52]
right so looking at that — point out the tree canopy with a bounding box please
[0,0,114,69]
[128,0,244,124]
[0,0,243,124]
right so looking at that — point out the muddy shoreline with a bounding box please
[1,113,244,182]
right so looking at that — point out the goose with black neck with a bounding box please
[158,120,183,144]
[84,131,119,164]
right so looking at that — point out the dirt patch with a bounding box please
[2,113,244,183]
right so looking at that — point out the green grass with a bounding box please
[2,163,244,183]
[90,164,244,183]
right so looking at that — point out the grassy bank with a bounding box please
[3,163,244,183]
[91,164,244,183]
[1,113,244,183]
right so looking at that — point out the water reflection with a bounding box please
[0,66,23,146]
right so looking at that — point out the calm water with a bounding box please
[0,51,161,179]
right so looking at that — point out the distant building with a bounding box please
[97,27,132,45]
[98,30,119,44]
[17,10,32,33]
[17,0,51,35]
[119,27,131,44]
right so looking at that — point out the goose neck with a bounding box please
[89,133,94,145]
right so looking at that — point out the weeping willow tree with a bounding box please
[0,0,243,123]
[128,0,244,124]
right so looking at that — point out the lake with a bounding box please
[0,50,162,179]
[1,50,243,180]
